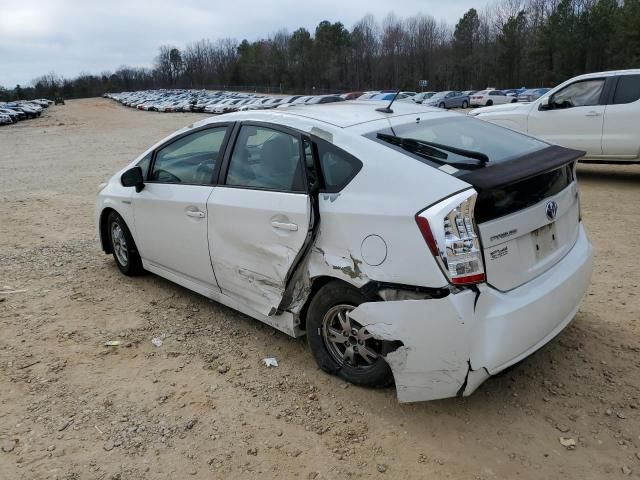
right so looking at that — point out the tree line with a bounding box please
[2,0,639,101]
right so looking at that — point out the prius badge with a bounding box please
[545,200,559,221]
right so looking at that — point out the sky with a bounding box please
[0,0,488,88]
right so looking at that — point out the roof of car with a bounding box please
[572,69,640,80]
[217,100,449,128]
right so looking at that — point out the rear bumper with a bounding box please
[469,222,593,378]
[349,223,593,403]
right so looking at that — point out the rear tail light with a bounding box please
[416,191,485,285]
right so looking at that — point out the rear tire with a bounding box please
[306,281,394,388]
[511,98,517,103]
[462,100,469,109]
[107,211,143,276]
[486,100,494,106]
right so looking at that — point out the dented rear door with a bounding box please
[207,123,311,316]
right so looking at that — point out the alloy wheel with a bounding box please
[321,304,383,369]
[111,223,129,266]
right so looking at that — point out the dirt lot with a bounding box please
[1,98,639,480]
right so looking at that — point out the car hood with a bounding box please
[469,102,530,116]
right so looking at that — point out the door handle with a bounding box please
[585,111,602,117]
[185,210,206,218]
[271,221,298,231]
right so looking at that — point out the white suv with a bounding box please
[470,70,640,162]
[96,101,594,403]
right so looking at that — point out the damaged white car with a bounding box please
[96,101,594,403]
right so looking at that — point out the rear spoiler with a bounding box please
[458,145,585,190]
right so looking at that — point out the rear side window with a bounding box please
[314,138,362,193]
[613,75,640,105]
[226,125,304,192]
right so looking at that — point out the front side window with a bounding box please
[150,127,228,184]
[613,75,640,105]
[226,125,304,192]
[552,79,604,108]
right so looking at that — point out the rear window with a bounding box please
[371,115,548,169]
[613,75,640,105]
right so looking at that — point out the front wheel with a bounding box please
[438,102,446,109]
[306,281,394,388]
[462,100,469,109]
[107,211,143,276]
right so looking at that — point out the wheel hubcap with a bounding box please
[111,223,128,266]
[321,304,382,369]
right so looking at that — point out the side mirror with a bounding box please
[538,96,551,111]
[121,166,144,192]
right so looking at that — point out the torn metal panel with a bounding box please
[462,367,491,397]
[279,245,369,318]
[348,291,477,403]
[206,187,311,317]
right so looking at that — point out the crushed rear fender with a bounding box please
[348,290,483,403]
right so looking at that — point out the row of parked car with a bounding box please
[411,87,551,108]
[104,90,351,114]
[105,87,551,115]
[0,99,52,125]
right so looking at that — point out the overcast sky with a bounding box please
[0,0,488,88]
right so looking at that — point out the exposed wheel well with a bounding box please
[99,208,116,254]
[297,276,376,332]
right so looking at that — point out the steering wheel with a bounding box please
[154,169,181,183]
[195,160,214,184]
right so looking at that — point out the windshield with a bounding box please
[369,115,548,170]
[430,92,447,99]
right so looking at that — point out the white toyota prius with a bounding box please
[96,100,594,403]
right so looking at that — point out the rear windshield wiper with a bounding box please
[377,133,489,165]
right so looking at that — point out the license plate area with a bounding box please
[532,223,558,259]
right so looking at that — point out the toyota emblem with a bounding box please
[545,200,559,221]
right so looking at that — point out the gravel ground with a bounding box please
[1,98,639,480]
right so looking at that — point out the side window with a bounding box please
[226,125,304,192]
[315,138,363,193]
[613,75,640,105]
[552,79,605,108]
[136,152,152,181]
[150,127,228,184]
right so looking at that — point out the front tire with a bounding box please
[438,102,446,109]
[462,100,469,108]
[306,281,394,388]
[107,211,143,276]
